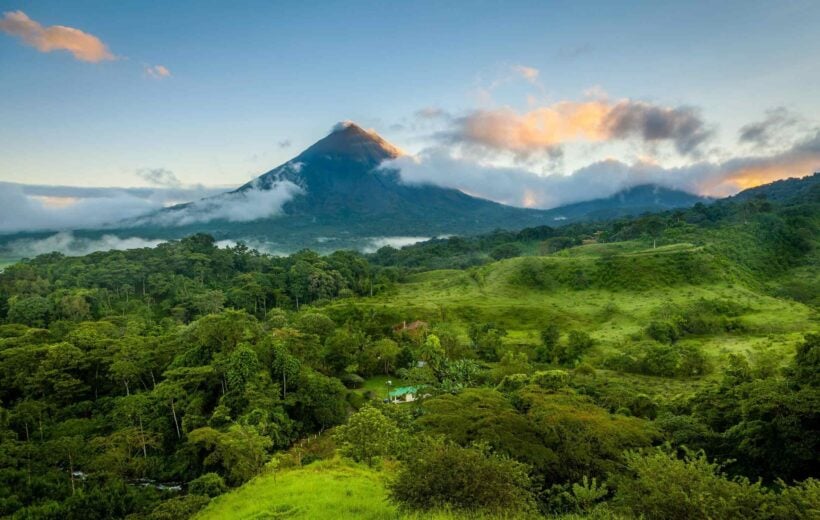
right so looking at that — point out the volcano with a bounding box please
[128,122,558,248]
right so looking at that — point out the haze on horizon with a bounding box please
[1,0,819,233]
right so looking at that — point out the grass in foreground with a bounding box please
[196,457,539,520]
[197,457,396,519]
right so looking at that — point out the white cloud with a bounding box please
[136,168,181,187]
[362,236,431,253]
[138,181,303,226]
[0,182,225,233]
[3,232,165,258]
[386,129,820,208]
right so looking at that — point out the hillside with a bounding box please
[0,175,816,519]
[541,184,711,223]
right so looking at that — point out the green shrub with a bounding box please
[614,448,767,519]
[532,369,570,391]
[389,438,535,514]
[496,373,530,393]
[340,373,365,388]
[189,472,227,497]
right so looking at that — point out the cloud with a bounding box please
[362,236,432,253]
[604,101,712,155]
[739,107,801,147]
[136,168,181,187]
[145,64,171,78]
[0,10,114,62]
[556,43,593,60]
[386,129,820,208]
[443,99,712,158]
[138,181,303,227]
[0,177,302,233]
[512,65,539,83]
[415,107,448,120]
[0,182,225,233]
[2,232,166,258]
[278,139,292,148]
[446,102,609,157]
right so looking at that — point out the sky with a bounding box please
[1,0,819,230]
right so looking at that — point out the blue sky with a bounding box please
[1,1,819,205]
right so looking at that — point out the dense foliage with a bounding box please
[0,175,817,518]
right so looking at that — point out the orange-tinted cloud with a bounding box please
[145,64,171,79]
[512,65,539,83]
[457,102,611,154]
[390,130,819,208]
[704,131,820,194]
[0,10,114,62]
[449,99,711,157]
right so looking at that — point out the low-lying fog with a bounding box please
[0,233,440,262]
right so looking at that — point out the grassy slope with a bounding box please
[197,458,514,520]
[339,241,817,396]
[197,458,395,519]
[205,241,817,518]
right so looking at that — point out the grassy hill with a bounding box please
[333,242,815,383]
[196,458,397,520]
[197,458,527,520]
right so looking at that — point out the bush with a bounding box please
[536,324,560,362]
[614,448,767,519]
[496,373,530,393]
[145,495,210,520]
[647,320,680,343]
[334,405,402,466]
[566,331,595,363]
[606,343,709,378]
[532,369,570,391]
[389,439,535,514]
[189,472,227,497]
[340,373,365,388]
[490,243,523,260]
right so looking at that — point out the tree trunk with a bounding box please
[139,415,147,458]
[68,452,75,495]
[170,399,181,439]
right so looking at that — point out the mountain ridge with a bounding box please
[0,122,730,254]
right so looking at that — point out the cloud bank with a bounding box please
[387,130,820,208]
[443,99,711,158]
[136,181,303,227]
[0,182,225,233]
[2,232,166,259]
[739,107,801,147]
[0,10,114,62]
[136,168,182,187]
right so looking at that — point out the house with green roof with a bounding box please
[388,385,420,403]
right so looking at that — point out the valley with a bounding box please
[0,174,816,518]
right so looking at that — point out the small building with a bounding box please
[393,320,430,340]
[388,385,420,403]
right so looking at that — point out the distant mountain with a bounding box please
[131,123,710,244]
[541,184,711,223]
[116,123,557,249]
[0,123,714,254]
[730,172,820,204]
